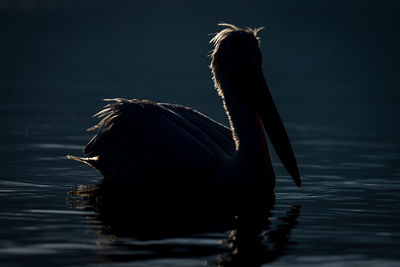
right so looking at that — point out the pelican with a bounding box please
[68,24,301,192]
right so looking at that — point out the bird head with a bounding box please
[210,23,264,97]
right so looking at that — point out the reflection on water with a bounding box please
[68,183,300,266]
[219,205,300,267]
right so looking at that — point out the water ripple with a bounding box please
[30,143,83,150]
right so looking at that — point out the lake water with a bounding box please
[1,1,400,266]
[0,87,399,266]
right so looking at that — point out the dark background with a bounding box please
[0,2,400,265]
[1,0,399,141]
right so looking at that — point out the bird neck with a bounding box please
[216,77,276,189]
[220,83,269,161]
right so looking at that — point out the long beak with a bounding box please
[253,69,302,188]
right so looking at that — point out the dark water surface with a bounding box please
[0,90,399,266]
[1,1,400,266]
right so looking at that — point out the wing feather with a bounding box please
[159,103,235,155]
[76,98,224,180]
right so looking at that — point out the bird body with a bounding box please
[68,24,301,191]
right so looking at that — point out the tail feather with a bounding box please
[67,155,112,177]
[67,155,99,168]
